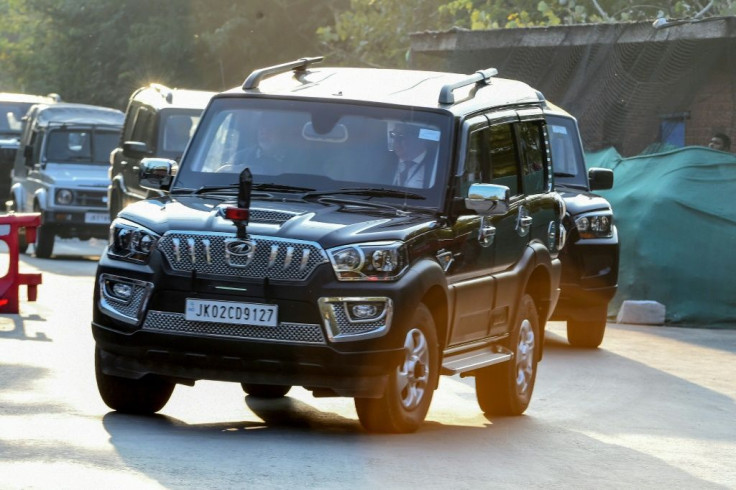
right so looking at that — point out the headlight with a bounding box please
[56,189,73,205]
[575,213,613,239]
[327,241,408,281]
[108,218,160,263]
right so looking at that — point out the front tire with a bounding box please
[476,294,539,416]
[567,307,607,348]
[33,222,54,258]
[241,383,291,398]
[32,204,54,258]
[354,304,438,433]
[95,346,175,414]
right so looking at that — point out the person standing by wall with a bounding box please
[708,133,731,152]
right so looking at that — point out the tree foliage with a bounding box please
[320,0,736,66]
[0,0,733,107]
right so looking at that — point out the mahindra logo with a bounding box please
[225,239,256,268]
[226,240,255,256]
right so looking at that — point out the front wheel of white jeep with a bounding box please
[354,304,438,433]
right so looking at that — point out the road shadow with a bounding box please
[0,314,50,342]
[96,349,734,490]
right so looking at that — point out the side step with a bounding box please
[441,346,513,376]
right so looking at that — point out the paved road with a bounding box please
[1,242,735,489]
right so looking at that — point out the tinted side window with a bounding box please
[487,123,519,196]
[130,107,156,148]
[31,131,42,163]
[459,128,487,194]
[517,121,545,195]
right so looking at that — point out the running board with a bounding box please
[441,346,513,376]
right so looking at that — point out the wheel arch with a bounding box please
[33,189,48,211]
[421,284,449,352]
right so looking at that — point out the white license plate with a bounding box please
[85,212,110,224]
[185,299,278,327]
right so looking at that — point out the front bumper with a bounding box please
[552,228,619,320]
[92,254,434,398]
[42,209,110,238]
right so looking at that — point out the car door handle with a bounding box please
[519,216,533,226]
[479,219,496,247]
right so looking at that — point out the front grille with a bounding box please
[158,232,329,281]
[142,310,326,344]
[72,189,107,207]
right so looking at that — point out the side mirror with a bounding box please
[139,158,177,191]
[588,167,613,191]
[465,183,510,216]
[122,141,149,159]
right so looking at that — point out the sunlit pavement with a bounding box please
[1,246,735,489]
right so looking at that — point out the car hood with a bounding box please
[43,163,110,187]
[556,185,612,216]
[120,195,436,249]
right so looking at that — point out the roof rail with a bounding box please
[438,68,498,105]
[242,56,324,90]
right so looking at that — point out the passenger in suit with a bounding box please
[390,123,437,188]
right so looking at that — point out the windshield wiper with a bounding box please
[303,188,426,200]
[192,184,239,194]
[252,183,315,193]
[175,182,313,196]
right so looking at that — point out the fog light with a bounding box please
[352,303,379,319]
[111,282,133,300]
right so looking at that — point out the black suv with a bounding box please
[108,84,214,219]
[92,57,564,433]
[545,104,618,348]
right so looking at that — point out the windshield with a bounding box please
[44,128,121,164]
[546,114,589,188]
[175,97,452,208]
[0,102,33,136]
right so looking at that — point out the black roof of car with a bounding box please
[220,57,545,117]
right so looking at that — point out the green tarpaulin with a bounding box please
[586,146,736,327]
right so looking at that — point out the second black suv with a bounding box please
[92,58,565,433]
[108,84,214,219]
[545,104,619,348]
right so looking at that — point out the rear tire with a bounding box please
[354,304,438,433]
[241,383,291,398]
[476,294,539,416]
[95,346,174,414]
[567,307,607,348]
